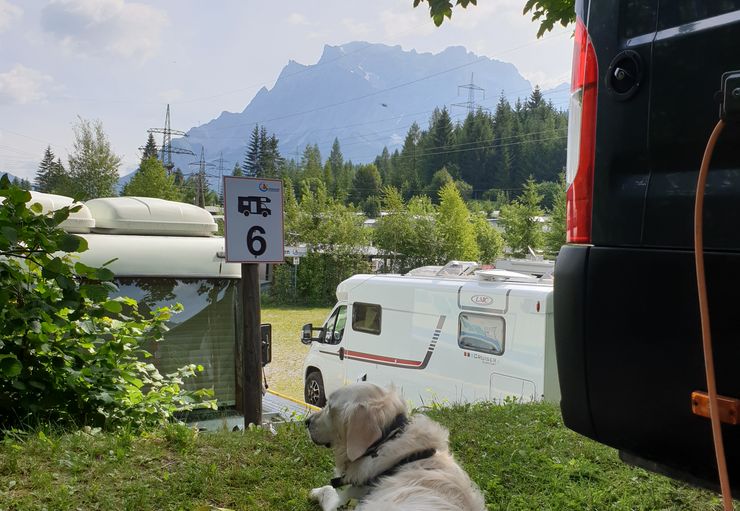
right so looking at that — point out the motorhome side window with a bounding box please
[458,313,505,355]
[352,303,381,335]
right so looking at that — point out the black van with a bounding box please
[554,0,740,493]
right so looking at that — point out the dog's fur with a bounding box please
[306,383,486,511]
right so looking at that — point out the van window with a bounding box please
[324,305,347,344]
[458,313,505,355]
[352,303,382,335]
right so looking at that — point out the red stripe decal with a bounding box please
[344,350,423,367]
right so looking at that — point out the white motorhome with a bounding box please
[301,261,559,408]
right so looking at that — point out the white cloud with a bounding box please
[40,0,168,60]
[287,12,310,26]
[0,0,21,33]
[0,64,53,105]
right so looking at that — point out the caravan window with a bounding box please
[458,313,505,355]
[352,303,382,335]
[114,277,238,406]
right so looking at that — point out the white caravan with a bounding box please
[27,193,272,407]
[301,261,559,408]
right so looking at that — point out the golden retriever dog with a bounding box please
[305,383,485,511]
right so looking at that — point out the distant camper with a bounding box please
[300,261,559,409]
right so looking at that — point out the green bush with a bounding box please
[0,176,214,431]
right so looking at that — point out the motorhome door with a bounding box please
[315,305,348,395]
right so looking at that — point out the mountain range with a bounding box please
[135,42,569,186]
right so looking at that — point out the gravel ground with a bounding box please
[262,306,331,400]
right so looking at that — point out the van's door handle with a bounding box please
[338,347,345,360]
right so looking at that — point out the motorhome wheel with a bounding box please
[304,371,326,407]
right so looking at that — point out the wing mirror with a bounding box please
[301,323,324,345]
[260,323,272,366]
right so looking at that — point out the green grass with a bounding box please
[0,402,727,511]
[261,306,331,400]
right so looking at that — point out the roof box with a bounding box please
[28,191,95,233]
[86,197,217,237]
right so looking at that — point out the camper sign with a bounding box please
[223,176,284,263]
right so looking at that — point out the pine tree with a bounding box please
[328,138,345,197]
[300,144,323,181]
[422,107,455,183]
[323,161,334,193]
[243,125,260,176]
[35,146,56,192]
[232,162,244,177]
[491,93,515,190]
[374,147,391,185]
[527,85,545,111]
[142,133,158,163]
[51,158,69,194]
[351,164,382,204]
[261,133,282,178]
[258,126,270,177]
[397,122,421,197]
[458,110,494,192]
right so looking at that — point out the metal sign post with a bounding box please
[223,177,284,428]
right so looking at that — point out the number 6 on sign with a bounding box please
[247,226,267,257]
[223,176,284,263]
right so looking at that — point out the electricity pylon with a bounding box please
[148,104,195,173]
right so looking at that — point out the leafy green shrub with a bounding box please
[0,176,214,431]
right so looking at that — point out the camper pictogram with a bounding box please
[238,195,272,217]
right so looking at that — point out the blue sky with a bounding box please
[0,0,572,181]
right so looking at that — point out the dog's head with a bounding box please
[305,383,407,465]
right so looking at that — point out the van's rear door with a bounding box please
[557,0,740,493]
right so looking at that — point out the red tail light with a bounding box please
[566,17,598,243]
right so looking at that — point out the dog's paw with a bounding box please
[310,485,341,510]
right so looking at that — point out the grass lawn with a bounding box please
[0,402,726,511]
[261,306,331,401]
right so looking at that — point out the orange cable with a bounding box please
[694,118,734,510]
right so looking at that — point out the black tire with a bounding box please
[304,371,326,407]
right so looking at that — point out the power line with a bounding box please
[387,133,567,161]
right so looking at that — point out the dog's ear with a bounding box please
[345,403,382,462]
